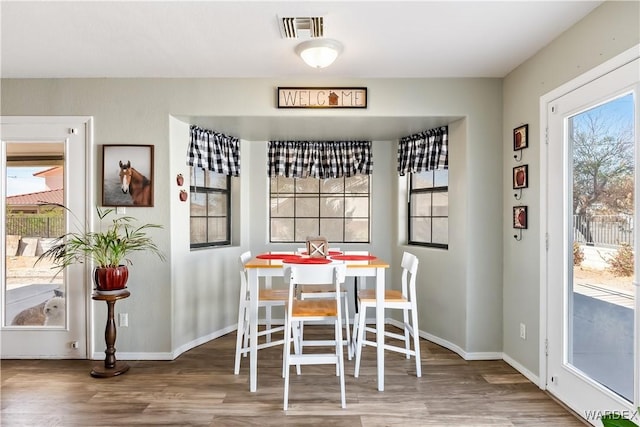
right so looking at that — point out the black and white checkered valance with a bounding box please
[397,126,448,176]
[187,125,240,176]
[268,140,372,179]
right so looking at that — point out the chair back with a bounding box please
[238,251,252,297]
[284,262,346,288]
[240,251,252,268]
[284,263,346,306]
[401,252,419,301]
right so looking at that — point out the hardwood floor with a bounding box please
[1,326,587,426]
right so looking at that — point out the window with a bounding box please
[408,170,448,248]
[190,168,230,248]
[270,175,370,243]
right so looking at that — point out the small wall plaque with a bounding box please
[277,87,367,108]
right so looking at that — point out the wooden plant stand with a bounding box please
[91,290,130,378]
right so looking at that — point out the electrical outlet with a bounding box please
[116,206,126,214]
[119,313,129,327]
[519,323,526,340]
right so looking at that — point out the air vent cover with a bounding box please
[279,16,324,39]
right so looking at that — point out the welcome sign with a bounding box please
[277,87,367,109]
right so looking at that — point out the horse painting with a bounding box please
[118,160,152,206]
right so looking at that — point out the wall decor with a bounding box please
[176,173,184,186]
[513,164,528,190]
[277,87,367,109]
[513,206,528,229]
[513,124,528,151]
[102,145,154,207]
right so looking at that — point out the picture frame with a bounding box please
[513,206,528,229]
[102,145,154,207]
[513,164,528,189]
[513,124,528,151]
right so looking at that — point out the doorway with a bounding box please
[544,55,639,423]
[1,117,92,358]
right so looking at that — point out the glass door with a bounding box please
[546,58,639,423]
[1,118,90,358]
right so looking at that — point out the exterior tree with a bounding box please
[572,108,633,245]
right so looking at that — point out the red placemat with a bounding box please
[283,257,332,264]
[329,255,377,261]
[300,250,343,256]
[256,253,301,260]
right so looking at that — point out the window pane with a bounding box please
[320,197,343,217]
[191,167,204,187]
[434,169,448,187]
[271,218,294,242]
[432,192,449,216]
[321,178,344,193]
[190,218,207,243]
[410,193,431,216]
[345,175,369,193]
[432,218,448,244]
[296,178,319,193]
[345,196,368,217]
[345,218,369,242]
[411,217,431,242]
[295,219,319,241]
[208,217,227,242]
[271,176,295,193]
[412,171,433,189]
[190,192,206,215]
[320,219,343,241]
[208,193,227,216]
[205,171,227,189]
[295,197,319,217]
[190,170,230,248]
[271,196,294,217]
[269,175,370,243]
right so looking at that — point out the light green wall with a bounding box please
[1,77,503,357]
[502,0,640,377]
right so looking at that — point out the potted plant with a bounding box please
[37,204,165,293]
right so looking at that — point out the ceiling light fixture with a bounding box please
[295,39,343,69]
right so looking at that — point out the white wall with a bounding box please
[502,0,640,377]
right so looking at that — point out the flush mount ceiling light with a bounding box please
[295,39,343,69]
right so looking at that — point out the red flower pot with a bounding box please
[94,266,129,291]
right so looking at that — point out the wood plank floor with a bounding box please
[1,326,587,426]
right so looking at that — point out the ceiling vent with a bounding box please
[279,16,324,39]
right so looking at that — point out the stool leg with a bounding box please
[283,317,292,410]
[234,300,247,375]
[411,306,422,377]
[403,306,411,359]
[354,304,367,378]
[343,293,352,360]
[336,318,346,408]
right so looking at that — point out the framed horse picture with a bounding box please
[102,145,154,207]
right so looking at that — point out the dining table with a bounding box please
[244,252,390,393]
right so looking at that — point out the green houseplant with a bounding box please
[37,204,165,292]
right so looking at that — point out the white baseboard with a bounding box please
[100,320,540,390]
[386,318,499,360]
[502,352,541,386]
[91,324,236,361]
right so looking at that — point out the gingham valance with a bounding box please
[268,140,372,179]
[187,125,240,176]
[397,126,448,176]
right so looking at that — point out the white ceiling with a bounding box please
[1,0,603,140]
